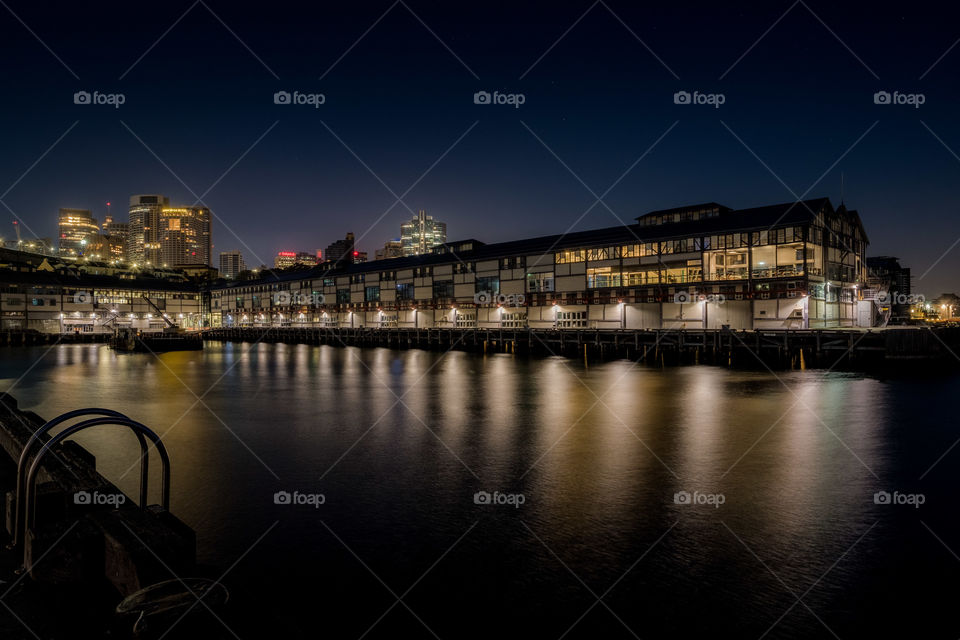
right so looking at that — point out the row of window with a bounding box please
[553,228,807,264]
[637,207,723,227]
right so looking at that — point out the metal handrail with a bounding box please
[22,417,170,570]
[11,408,147,548]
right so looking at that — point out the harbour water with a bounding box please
[1,342,958,638]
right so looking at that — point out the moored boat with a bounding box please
[111,327,203,353]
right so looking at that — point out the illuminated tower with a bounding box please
[128,194,169,265]
[160,205,212,266]
[57,208,99,257]
[400,210,446,256]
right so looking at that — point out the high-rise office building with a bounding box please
[102,215,129,237]
[128,195,169,265]
[58,208,99,257]
[325,232,356,266]
[219,250,246,279]
[160,206,212,267]
[400,210,446,256]
[100,215,129,262]
[375,239,403,261]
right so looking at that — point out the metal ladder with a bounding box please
[10,408,171,570]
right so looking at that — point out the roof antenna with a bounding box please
[840,171,845,206]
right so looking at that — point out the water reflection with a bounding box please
[0,343,957,637]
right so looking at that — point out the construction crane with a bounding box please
[141,295,179,331]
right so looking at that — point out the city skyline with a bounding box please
[1,2,959,296]
[39,198,454,268]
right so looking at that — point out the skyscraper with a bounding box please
[400,210,446,256]
[101,215,129,262]
[128,194,169,265]
[102,214,128,237]
[57,208,99,257]
[325,232,356,266]
[219,250,246,279]
[160,205,212,266]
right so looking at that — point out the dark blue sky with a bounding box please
[1,1,958,294]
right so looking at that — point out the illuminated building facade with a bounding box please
[274,251,318,269]
[128,194,169,266]
[211,199,871,330]
[400,210,446,256]
[0,266,204,333]
[57,208,99,257]
[160,206,212,267]
[97,215,129,262]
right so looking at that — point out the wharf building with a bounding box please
[210,199,871,330]
[0,268,204,333]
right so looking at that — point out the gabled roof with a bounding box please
[0,267,202,292]
[637,202,732,219]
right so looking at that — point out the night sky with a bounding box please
[1,1,958,294]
